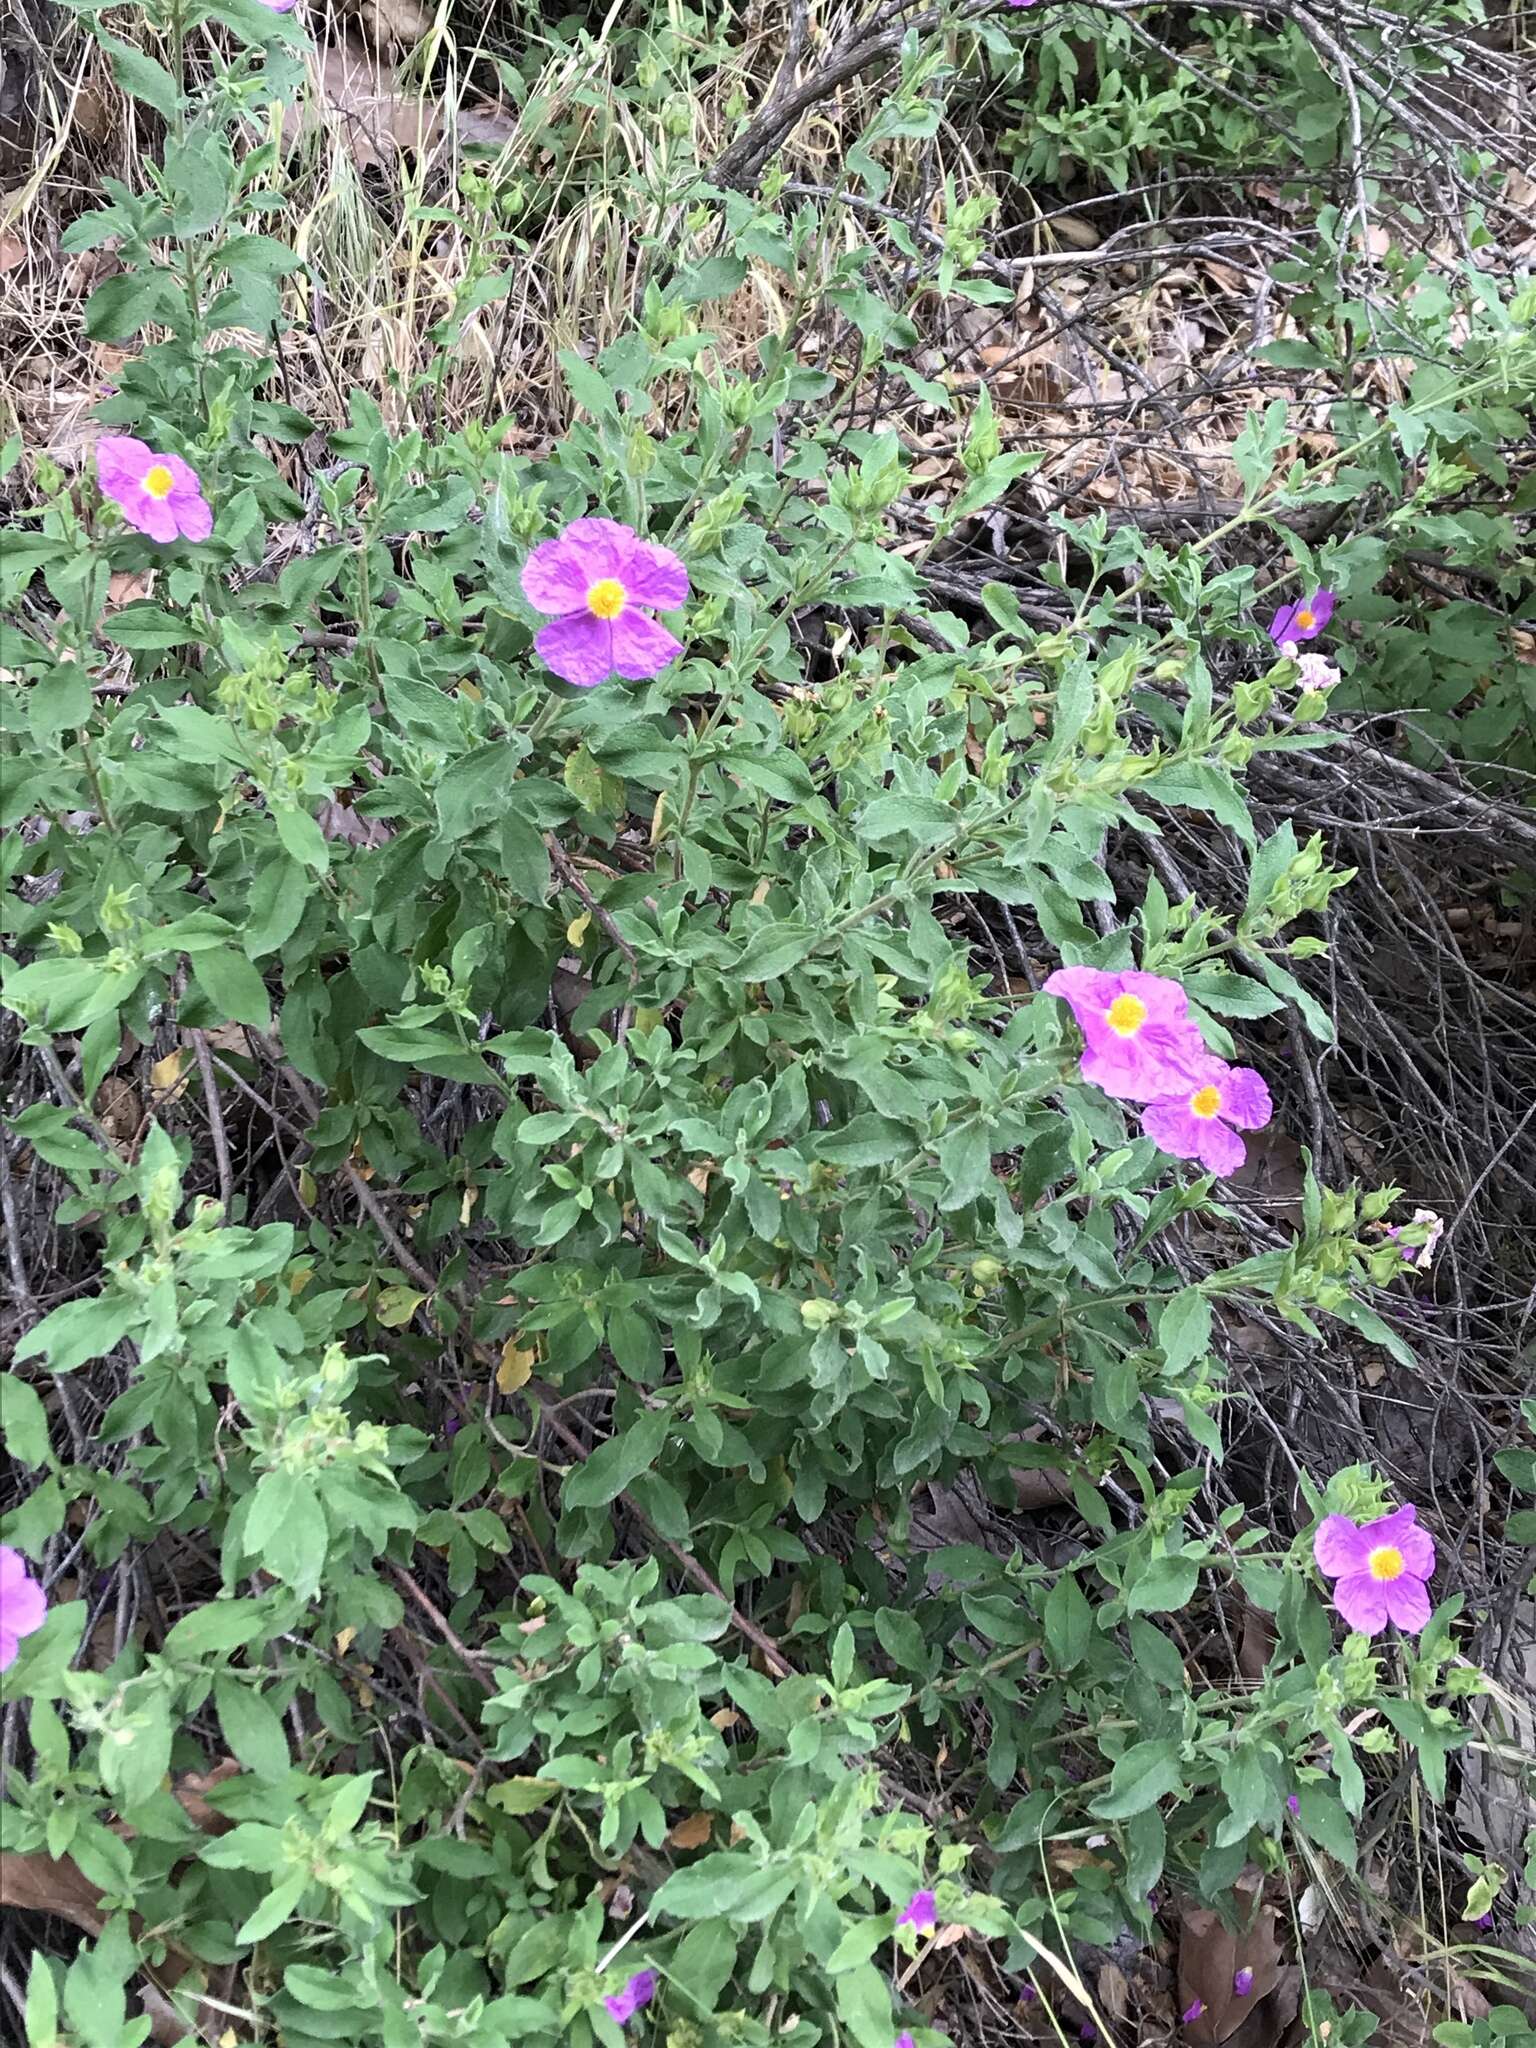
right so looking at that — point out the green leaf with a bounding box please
[245,1470,327,1597]
[100,33,181,119]
[654,1852,798,1923]
[215,1677,292,1781]
[192,947,272,1029]
[735,921,819,982]
[1042,1571,1092,1671]
[1157,1289,1212,1375]
[1091,1739,1186,1819]
[14,1294,137,1374]
[0,1376,51,1467]
[563,1406,671,1511]
[1125,1553,1202,1615]
[237,1871,310,1947]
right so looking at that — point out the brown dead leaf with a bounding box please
[0,231,25,274]
[1237,1598,1277,1684]
[106,569,154,611]
[1178,1874,1283,2045]
[667,1810,713,1851]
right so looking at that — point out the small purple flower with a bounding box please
[1233,1969,1254,1998]
[1474,1911,1493,1930]
[1313,1503,1435,1636]
[1080,2027,1098,2044]
[1269,588,1335,650]
[0,1547,47,1671]
[602,1968,657,2026]
[897,2036,917,2048]
[443,1416,462,1439]
[1018,1984,1037,2005]
[1182,1999,1205,2024]
[1043,967,1208,1103]
[897,1888,937,1936]
[1141,1057,1274,1177]
[1287,1793,1301,1816]
[1007,0,1040,7]
[521,517,689,689]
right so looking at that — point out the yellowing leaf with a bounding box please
[497,1339,535,1394]
[375,1284,427,1328]
[151,1048,188,1099]
[566,910,591,948]
[335,1626,357,1656]
[487,1777,560,1815]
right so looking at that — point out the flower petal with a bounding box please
[1332,1570,1390,1635]
[521,526,611,615]
[0,1627,17,1673]
[2,1577,46,1639]
[136,493,183,545]
[1363,1505,1434,1580]
[1269,601,1301,646]
[1308,589,1336,631]
[96,434,154,495]
[1043,966,1119,1024]
[0,1547,24,1594]
[1141,1097,1206,1161]
[1381,1573,1431,1634]
[1220,1067,1272,1132]
[1193,1117,1247,1177]
[616,533,689,610]
[610,609,683,681]
[1313,1514,1371,1579]
[534,611,616,687]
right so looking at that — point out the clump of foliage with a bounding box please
[3,2,1534,2045]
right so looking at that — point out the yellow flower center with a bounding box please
[1189,1084,1223,1119]
[1106,994,1147,1037]
[143,463,175,501]
[587,577,626,621]
[1295,608,1315,631]
[1367,1544,1405,1582]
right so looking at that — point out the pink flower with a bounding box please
[1313,1503,1434,1636]
[1043,967,1208,1103]
[521,517,688,689]
[258,0,296,9]
[1294,650,1339,691]
[602,1968,657,2026]
[897,1888,937,1935]
[1269,588,1334,650]
[1233,1969,1254,1998]
[96,435,213,544]
[1008,0,1040,7]
[0,1547,47,1671]
[897,2037,916,2048]
[1140,1058,1273,1176]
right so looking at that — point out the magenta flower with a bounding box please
[602,1968,657,2026]
[1233,1969,1254,1998]
[1043,967,1208,1103]
[897,2037,916,2048]
[1286,1793,1300,1816]
[1007,0,1040,7]
[1182,2000,1205,2024]
[96,435,212,544]
[897,1887,937,1936]
[1141,1058,1273,1176]
[1313,1503,1434,1636]
[1269,589,1334,650]
[0,1547,47,1671]
[520,517,688,689]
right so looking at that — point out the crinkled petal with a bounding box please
[160,456,212,542]
[0,1627,17,1673]
[615,533,689,610]
[1382,1573,1431,1634]
[1115,970,1192,1033]
[521,526,610,615]
[1313,1514,1371,1579]
[0,1547,24,1594]
[1269,601,1301,646]
[134,492,183,545]
[610,608,683,681]
[1082,1037,1198,1103]
[1193,1117,1247,1177]
[1332,1570,1390,1635]
[1363,1505,1434,1580]
[1,1577,45,1639]
[1043,966,1120,1026]
[1308,589,1336,631]
[96,434,154,496]
[534,611,616,688]
[1141,1097,1206,1161]
[1221,1066,1273,1132]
